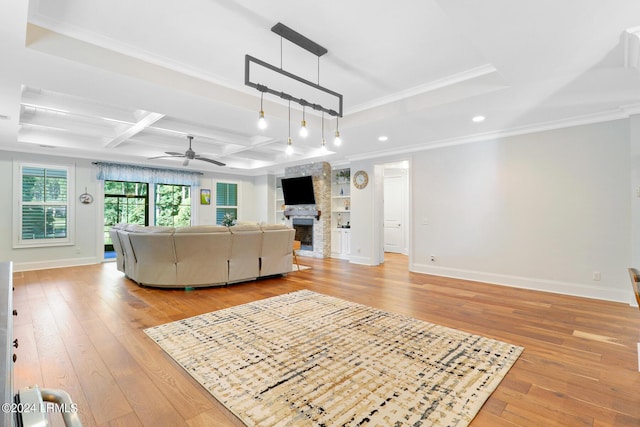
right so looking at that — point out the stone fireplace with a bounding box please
[284,162,331,258]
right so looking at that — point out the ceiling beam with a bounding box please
[104,111,165,149]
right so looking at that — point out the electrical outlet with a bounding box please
[430,255,436,262]
[592,271,601,281]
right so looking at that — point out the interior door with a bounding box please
[384,175,405,253]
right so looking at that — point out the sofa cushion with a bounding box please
[124,225,174,233]
[174,225,229,233]
[229,224,261,233]
[260,224,292,231]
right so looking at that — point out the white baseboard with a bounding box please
[411,262,630,303]
[349,255,376,266]
[13,257,100,272]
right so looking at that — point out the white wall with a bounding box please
[630,116,640,275]
[252,174,276,224]
[410,119,633,303]
[0,151,101,270]
[197,174,258,225]
[348,161,381,265]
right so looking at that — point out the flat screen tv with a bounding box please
[281,176,316,205]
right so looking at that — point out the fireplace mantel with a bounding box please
[284,207,321,220]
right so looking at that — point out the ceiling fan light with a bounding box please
[257,110,267,129]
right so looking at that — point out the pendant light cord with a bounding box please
[288,99,291,137]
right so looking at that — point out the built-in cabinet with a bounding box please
[331,228,351,257]
[331,168,351,259]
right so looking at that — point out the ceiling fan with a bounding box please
[149,135,225,166]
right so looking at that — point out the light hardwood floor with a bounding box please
[12,254,640,427]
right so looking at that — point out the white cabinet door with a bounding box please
[331,229,342,254]
[342,230,351,255]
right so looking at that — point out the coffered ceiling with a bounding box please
[1,1,640,174]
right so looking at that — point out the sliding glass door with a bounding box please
[103,180,149,253]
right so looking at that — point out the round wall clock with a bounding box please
[353,170,369,189]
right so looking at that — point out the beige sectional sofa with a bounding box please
[109,223,295,288]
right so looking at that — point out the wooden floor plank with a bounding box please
[11,254,640,426]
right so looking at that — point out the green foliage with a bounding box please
[221,212,235,227]
[155,184,191,227]
[336,169,350,182]
[102,180,192,244]
[103,180,150,244]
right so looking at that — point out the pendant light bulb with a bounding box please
[320,112,327,152]
[299,105,308,138]
[257,110,267,130]
[299,120,308,138]
[257,92,267,130]
[334,116,342,146]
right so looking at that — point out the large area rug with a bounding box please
[144,290,523,426]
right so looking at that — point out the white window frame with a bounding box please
[13,161,75,248]
[215,181,239,224]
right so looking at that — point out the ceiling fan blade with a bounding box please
[148,154,184,160]
[165,151,184,156]
[196,157,226,166]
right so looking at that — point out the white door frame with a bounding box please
[374,159,411,264]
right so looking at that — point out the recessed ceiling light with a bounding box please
[378,136,389,142]
[472,115,485,123]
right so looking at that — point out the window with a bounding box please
[155,183,191,227]
[14,162,74,247]
[216,182,238,224]
[103,180,149,250]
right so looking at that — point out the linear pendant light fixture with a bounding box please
[245,22,344,151]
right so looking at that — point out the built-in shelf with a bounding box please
[275,176,286,224]
[331,168,351,258]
